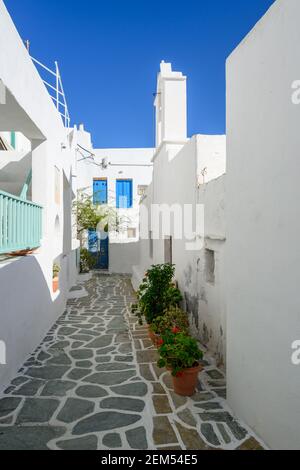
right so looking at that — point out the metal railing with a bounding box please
[0,190,42,254]
[31,56,71,128]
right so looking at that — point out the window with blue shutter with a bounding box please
[93,179,108,205]
[116,179,133,208]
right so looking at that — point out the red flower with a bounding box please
[157,339,164,346]
[172,327,180,334]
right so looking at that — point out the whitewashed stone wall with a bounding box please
[226,0,300,450]
[0,0,80,393]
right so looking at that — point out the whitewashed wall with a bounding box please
[0,0,79,393]
[195,175,226,365]
[226,0,300,449]
[133,133,226,363]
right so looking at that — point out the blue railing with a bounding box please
[0,190,42,254]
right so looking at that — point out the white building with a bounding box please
[0,0,80,393]
[76,125,154,274]
[133,62,227,365]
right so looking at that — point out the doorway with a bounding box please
[88,230,109,270]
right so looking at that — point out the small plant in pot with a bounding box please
[135,264,183,328]
[52,263,61,293]
[149,306,190,346]
[157,330,203,396]
[80,248,96,274]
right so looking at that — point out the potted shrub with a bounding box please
[52,263,61,293]
[149,306,190,346]
[80,248,96,274]
[135,264,183,328]
[157,331,203,396]
[148,316,165,345]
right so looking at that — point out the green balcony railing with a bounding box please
[0,190,42,254]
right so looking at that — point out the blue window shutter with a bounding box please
[93,179,107,205]
[116,180,133,208]
[116,181,121,208]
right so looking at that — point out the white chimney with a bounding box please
[154,61,187,148]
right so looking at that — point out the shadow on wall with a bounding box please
[0,151,32,197]
[0,252,71,393]
[109,241,140,275]
[63,173,72,255]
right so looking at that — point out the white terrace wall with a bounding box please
[0,1,79,392]
[226,0,300,449]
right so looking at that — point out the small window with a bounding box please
[205,249,215,284]
[138,185,148,197]
[116,179,133,208]
[127,228,137,239]
[93,178,108,205]
[149,231,153,259]
[164,236,172,265]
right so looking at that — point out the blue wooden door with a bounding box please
[88,229,100,268]
[116,179,133,208]
[93,179,108,205]
[88,229,109,270]
[99,235,109,269]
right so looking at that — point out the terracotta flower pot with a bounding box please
[53,276,59,293]
[148,325,161,346]
[8,249,34,257]
[171,363,203,396]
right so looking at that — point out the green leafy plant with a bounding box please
[74,191,108,241]
[80,248,96,273]
[157,331,203,377]
[136,264,183,324]
[53,263,61,279]
[73,190,129,248]
[150,306,189,336]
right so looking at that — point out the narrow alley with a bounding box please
[0,275,263,450]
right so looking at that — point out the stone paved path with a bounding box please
[0,274,264,450]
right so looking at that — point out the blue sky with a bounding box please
[4,0,275,148]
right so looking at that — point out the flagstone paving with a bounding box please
[0,274,265,450]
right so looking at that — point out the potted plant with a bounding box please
[8,248,35,257]
[157,331,203,396]
[149,306,189,346]
[148,316,165,345]
[80,248,96,274]
[135,264,183,328]
[52,263,61,293]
